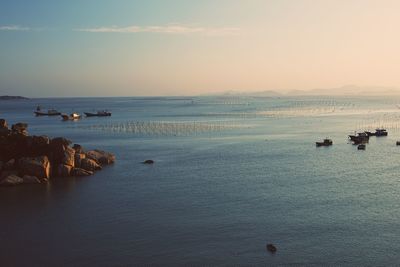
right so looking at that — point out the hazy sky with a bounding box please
[1,0,400,97]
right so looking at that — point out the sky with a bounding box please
[1,0,400,97]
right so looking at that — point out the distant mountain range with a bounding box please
[218,85,400,97]
[0,95,29,100]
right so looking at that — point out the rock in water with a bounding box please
[0,119,7,128]
[71,168,94,176]
[72,144,83,154]
[143,160,154,164]
[18,156,50,181]
[22,175,41,184]
[62,146,75,167]
[58,164,73,177]
[85,150,115,165]
[81,158,102,171]
[0,174,23,186]
[11,123,28,136]
[74,153,86,168]
[266,244,277,253]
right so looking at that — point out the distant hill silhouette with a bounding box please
[0,95,29,100]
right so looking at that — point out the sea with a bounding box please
[2,95,400,266]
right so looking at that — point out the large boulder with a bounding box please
[57,164,73,177]
[62,146,75,167]
[85,150,115,165]
[71,168,93,176]
[11,123,28,136]
[0,174,23,186]
[74,153,85,168]
[18,156,50,180]
[22,175,41,184]
[49,137,72,164]
[0,119,7,128]
[72,144,83,154]
[80,158,102,172]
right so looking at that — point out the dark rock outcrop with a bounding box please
[18,156,51,181]
[0,119,115,186]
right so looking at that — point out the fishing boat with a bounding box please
[34,109,61,116]
[374,128,388,136]
[61,113,81,121]
[357,144,366,150]
[84,110,112,117]
[349,132,369,144]
[316,138,333,147]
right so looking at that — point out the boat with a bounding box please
[61,113,81,121]
[84,110,112,117]
[34,109,61,116]
[349,132,369,144]
[374,128,388,136]
[396,141,400,146]
[357,144,366,150]
[316,138,333,147]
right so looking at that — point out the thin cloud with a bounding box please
[0,25,30,31]
[75,24,240,36]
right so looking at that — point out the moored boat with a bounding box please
[34,109,61,116]
[357,144,366,150]
[84,110,112,117]
[349,132,369,144]
[375,128,388,136]
[316,138,333,147]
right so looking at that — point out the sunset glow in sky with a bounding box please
[1,0,400,97]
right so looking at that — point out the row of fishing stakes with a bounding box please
[85,121,240,136]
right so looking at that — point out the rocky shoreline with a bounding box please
[0,119,115,186]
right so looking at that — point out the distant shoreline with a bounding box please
[0,95,29,100]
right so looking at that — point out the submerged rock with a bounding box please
[71,168,93,177]
[81,158,102,172]
[0,174,23,186]
[22,175,41,184]
[58,164,73,177]
[266,244,277,253]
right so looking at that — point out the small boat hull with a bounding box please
[34,111,61,116]
[84,112,111,117]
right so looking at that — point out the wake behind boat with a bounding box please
[84,110,112,117]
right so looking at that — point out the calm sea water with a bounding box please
[2,95,400,266]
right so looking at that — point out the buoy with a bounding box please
[266,243,277,253]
